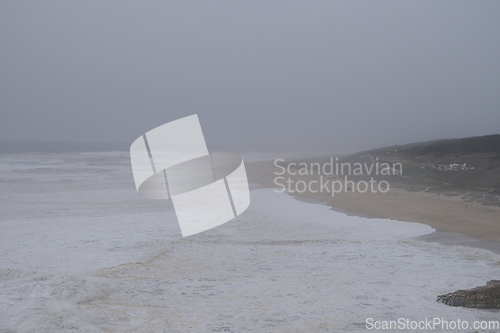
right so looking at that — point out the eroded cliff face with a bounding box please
[437,280,500,309]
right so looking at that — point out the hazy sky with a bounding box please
[1,1,499,151]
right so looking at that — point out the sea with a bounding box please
[1,142,499,332]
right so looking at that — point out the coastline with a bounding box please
[247,158,500,246]
[3,150,500,330]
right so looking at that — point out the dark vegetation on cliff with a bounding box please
[336,134,500,206]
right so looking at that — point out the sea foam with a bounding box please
[1,151,499,332]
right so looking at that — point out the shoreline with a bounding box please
[288,185,500,255]
[247,158,500,250]
[289,187,500,254]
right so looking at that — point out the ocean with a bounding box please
[1,145,499,332]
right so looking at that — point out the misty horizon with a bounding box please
[2,1,500,151]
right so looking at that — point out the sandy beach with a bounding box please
[3,1,500,330]
[247,158,500,244]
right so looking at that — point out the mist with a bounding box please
[1,1,499,152]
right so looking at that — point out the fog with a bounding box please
[1,1,499,151]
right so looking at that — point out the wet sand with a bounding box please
[247,159,500,244]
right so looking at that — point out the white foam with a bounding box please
[1,152,499,332]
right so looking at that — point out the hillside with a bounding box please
[339,134,500,206]
[376,134,500,156]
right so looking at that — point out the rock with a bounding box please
[486,280,500,287]
[437,280,500,309]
